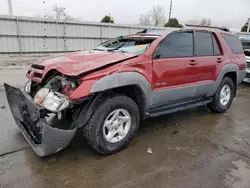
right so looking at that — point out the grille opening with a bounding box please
[34,73,42,78]
[31,64,45,70]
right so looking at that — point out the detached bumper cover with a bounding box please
[4,83,77,157]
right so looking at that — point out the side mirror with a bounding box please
[153,54,161,59]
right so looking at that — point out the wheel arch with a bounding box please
[90,72,152,113]
[223,72,237,96]
[207,63,239,97]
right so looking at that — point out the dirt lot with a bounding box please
[0,57,250,188]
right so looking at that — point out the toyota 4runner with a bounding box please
[5,26,246,157]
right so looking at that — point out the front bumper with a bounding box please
[4,83,77,157]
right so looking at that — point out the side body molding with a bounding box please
[207,63,239,97]
[90,72,152,109]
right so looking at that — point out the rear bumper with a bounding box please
[4,83,77,157]
[243,68,250,83]
[238,70,247,84]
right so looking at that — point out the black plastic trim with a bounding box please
[147,97,213,118]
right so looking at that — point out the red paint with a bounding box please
[27,28,246,100]
[152,58,200,90]
[69,79,96,100]
[26,50,138,82]
[195,56,220,82]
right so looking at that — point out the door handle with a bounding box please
[217,58,223,63]
[189,60,198,66]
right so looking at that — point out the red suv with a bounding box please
[5,26,246,157]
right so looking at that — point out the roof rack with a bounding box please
[185,24,230,32]
[136,29,169,36]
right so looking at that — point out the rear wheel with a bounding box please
[208,77,235,113]
[83,94,140,154]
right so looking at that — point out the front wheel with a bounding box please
[83,94,140,155]
[207,77,235,113]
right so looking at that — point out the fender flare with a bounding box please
[207,63,239,97]
[90,72,152,109]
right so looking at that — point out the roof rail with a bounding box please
[185,24,230,32]
[136,29,170,36]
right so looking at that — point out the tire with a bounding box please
[207,77,235,113]
[83,94,140,155]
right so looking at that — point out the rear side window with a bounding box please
[222,34,244,54]
[156,32,194,58]
[196,32,213,56]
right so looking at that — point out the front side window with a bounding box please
[156,32,194,58]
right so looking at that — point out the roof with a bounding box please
[133,26,232,38]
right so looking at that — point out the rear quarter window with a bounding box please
[221,34,244,54]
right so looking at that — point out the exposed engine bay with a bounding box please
[34,76,73,111]
[23,76,83,137]
[4,74,90,156]
[27,76,78,113]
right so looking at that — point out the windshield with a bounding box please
[95,36,156,54]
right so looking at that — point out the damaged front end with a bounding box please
[4,77,81,157]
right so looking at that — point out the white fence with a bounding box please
[0,15,178,56]
[0,15,249,56]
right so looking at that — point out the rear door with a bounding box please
[152,31,200,105]
[194,31,223,97]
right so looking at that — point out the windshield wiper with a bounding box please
[94,48,105,51]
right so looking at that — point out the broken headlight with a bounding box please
[34,88,69,112]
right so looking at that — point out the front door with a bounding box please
[152,31,199,105]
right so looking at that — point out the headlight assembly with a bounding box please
[34,88,69,112]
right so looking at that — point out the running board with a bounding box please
[146,98,213,118]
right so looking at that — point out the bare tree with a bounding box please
[151,5,166,26]
[139,14,152,26]
[53,4,66,20]
[200,18,212,26]
[139,5,166,26]
[44,4,80,21]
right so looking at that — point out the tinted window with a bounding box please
[212,34,221,55]
[157,32,194,58]
[222,34,244,54]
[196,32,213,56]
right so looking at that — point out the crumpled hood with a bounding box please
[34,51,138,76]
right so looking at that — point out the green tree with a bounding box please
[164,18,183,28]
[101,15,114,23]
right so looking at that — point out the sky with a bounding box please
[0,0,249,31]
